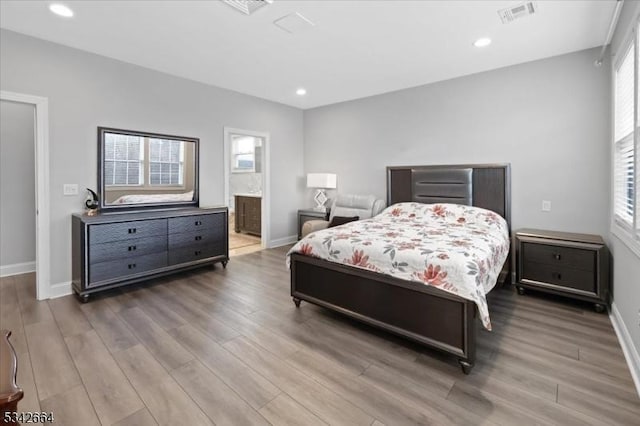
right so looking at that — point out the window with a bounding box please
[104,134,144,186]
[231,135,257,173]
[149,138,184,186]
[613,22,640,249]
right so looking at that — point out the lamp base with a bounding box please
[313,189,328,212]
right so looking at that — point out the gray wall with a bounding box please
[610,0,640,369]
[304,47,610,237]
[0,100,35,268]
[0,29,305,286]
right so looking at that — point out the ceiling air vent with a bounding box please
[498,2,537,24]
[222,0,273,16]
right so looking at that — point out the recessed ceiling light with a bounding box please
[473,37,492,48]
[49,3,74,18]
[296,88,307,96]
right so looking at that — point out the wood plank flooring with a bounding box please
[1,246,638,425]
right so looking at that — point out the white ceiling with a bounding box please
[0,1,617,109]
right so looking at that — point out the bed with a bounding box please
[288,164,511,374]
[111,190,194,204]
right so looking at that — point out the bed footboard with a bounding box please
[290,253,476,373]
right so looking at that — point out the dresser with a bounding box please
[72,207,228,301]
[234,194,261,236]
[514,229,610,312]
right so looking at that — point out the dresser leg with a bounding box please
[293,297,301,307]
[222,260,228,269]
[594,303,606,313]
[459,360,473,375]
[76,293,89,303]
[516,286,525,295]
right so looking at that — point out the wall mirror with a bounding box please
[98,127,199,211]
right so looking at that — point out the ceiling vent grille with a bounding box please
[498,2,537,24]
[222,0,273,16]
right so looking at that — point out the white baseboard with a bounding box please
[49,281,72,299]
[0,261,36,277]
[268,235,297,248]
[610,302,640,397]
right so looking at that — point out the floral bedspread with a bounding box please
[286,203,510,330]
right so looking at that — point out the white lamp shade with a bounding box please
[307,173,337,189]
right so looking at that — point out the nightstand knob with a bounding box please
[554,253,561,260]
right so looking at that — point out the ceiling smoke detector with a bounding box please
[498,2,537,24]
[222,0,273,16]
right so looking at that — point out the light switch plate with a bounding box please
[542,200,551,212]
[63,184,79,196]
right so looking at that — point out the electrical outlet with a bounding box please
[542,200,551,212]
[63,184,78,196]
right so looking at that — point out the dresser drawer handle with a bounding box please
[128,228,137,234]
[554,253,561,260]
[195,235,202,241]
[128,245,137,251]
[194,250,202,256]
[128,263,137,269]
[553,272,562,280]
[195,220,202,226]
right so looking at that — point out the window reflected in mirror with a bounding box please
[98,128,198,209]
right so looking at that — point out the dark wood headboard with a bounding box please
[386,164,511,230]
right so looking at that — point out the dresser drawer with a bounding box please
[521,261,596,293]
[90,235,167,264]
[168,244,225,266]
[168,229,224,249]
[90,219,167,244]
[168,213,224,234]
[522,242,596,272]
[89,252,167,286]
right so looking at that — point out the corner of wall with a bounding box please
[49,281,72,299]
[610,302,640,397]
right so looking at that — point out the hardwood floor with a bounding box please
[1,246,638,425]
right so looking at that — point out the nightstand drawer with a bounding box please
[522,261,596,293]
[522,242,596,271]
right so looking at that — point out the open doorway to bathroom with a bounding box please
[224,128,269,256]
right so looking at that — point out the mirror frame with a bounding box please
[97,126,199,212]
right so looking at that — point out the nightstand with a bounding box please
[297,209,330,240]
[514,229,610,312]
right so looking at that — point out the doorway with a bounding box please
[0,91,50,300]
[223,127,270,256]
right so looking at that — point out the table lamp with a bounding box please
[307,173,337,212]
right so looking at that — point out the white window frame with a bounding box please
[231,135,256,173]
[148,138,185,186]
[611,19,640,258]
[103,134,144,187]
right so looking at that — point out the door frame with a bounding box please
[223,127,270,248]
[1,90,50,300]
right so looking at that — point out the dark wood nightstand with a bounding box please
[514,229,610,312]
[297,209,330,240]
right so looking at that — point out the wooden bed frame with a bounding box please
[290,164,511,374]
